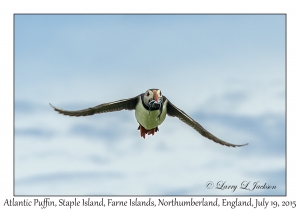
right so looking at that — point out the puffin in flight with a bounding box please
[50,89,248,147]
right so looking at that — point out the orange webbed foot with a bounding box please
[138,124,159,138]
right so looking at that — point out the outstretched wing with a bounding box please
[164,96,248,147]
[50,95,140,117]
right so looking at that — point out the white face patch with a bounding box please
[157,89,162,97]
[143,89,162,105]
[143,90,152,105]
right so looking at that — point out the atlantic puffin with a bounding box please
[50,89,248,147]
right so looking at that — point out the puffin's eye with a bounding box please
[146,92,150,97]
[160,91,162,96]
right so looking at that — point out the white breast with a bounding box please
[135,96,167,130]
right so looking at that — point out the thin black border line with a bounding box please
[14,13,287,15]
[285,13,287,197]
[13,13,16,197]
[13,13,287,197]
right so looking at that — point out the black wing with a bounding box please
[50,95,140,117]
[164,96,248,147]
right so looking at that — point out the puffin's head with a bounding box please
[143,89,163,109]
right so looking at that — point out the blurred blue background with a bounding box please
[14,14,285,195]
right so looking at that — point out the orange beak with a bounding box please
[153,90,159,102]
